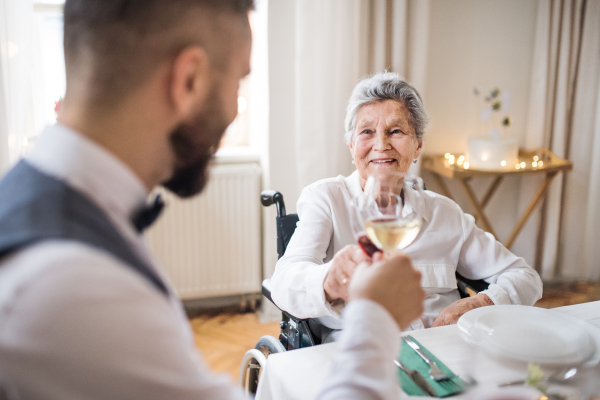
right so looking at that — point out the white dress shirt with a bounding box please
[0,124,404,399]
[315,299,403,400]
[271,171,543,331]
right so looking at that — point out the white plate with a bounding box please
[457,305,600,366]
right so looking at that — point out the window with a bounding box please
[33,1,66,132]
[31,1,258,150]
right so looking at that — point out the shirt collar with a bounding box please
[26,123,149,227]
[345,169,430,223]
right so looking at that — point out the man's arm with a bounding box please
[316,254,425,400]
[316,300,403,399]
[0,242,247,400]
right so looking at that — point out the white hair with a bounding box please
[344,72,429,145]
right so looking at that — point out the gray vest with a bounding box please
[0,160,169,296]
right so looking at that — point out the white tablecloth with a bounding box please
[255,301,600,399]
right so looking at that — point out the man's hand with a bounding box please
[431,293,494,327]
[349,253,425,331]
[324,245,371,302]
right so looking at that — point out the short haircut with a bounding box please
[63,0,254,105]
[344,72,429,145]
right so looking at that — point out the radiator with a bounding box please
[145,163,262,300]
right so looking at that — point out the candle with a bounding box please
[466,137,518,170]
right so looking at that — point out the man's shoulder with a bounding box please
[0,240,164,308]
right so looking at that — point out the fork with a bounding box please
[436,378,466,394]
[402,336,451,381]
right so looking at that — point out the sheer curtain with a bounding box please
[520,0,600,280]
[0,0,37,174]
[293,0,430,191]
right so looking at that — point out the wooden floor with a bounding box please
[190,281,600,382]
[189,310,280,383]
[532,281,600,308]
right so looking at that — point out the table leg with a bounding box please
[458,178,498,239]
[481,176,504,209]
[504,172,557,249]
[430,173,454,201]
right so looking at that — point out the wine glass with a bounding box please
[357,171,424,253]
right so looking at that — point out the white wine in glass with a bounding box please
[365,217,421,252]
[358,171,424,253]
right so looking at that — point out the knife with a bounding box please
[394,359,437,397]
[402,336,433,365]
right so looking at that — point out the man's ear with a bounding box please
[170,46,211,119]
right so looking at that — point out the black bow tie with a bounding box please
[132,195,165,232]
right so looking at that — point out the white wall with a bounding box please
[421,0,539,262]
[423,0,538,154]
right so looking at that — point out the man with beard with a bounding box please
[0,0,425,399]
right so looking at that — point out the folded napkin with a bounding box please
[397,336,466,397]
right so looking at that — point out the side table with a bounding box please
[422,148,572,249]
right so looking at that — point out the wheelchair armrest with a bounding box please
[455,272,490,298]
[261,278,318,349]
[262,278,274,304]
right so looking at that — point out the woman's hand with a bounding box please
[431,293,494,327]
[324,245,371,303]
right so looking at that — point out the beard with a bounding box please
[162,87,231,198]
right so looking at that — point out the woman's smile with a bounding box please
[370,157,396,165]
[349,99,422,189]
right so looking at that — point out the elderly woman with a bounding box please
[271,72,542,342]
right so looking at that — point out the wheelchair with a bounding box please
[238,190,490,395]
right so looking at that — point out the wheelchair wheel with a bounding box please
[255,335,286,357]
[239,335,286,396]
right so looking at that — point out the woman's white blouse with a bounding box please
[271,170,543,331]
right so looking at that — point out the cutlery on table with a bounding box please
[402,336,451,381]
[498,367,578,387]
[394,359,437,397]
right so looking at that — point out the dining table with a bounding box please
[255,301,600,399]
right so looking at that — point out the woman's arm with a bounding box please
[271,181,371,319]
[456,211,543,307]
[432,205,542,327]
[270,185,340,319]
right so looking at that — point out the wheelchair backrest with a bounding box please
[276,214,299,259]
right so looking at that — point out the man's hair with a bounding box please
[63,0,254,105]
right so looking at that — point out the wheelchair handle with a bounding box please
[260,190,286,217]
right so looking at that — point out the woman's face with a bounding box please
[349,100,422,189]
